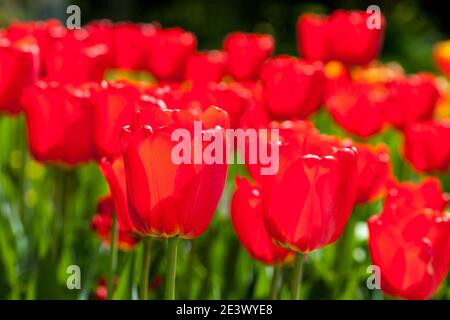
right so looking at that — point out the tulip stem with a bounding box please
[140,237,152,300]
[291,253,304,300]
[269,265,282,300]
[107,215,118,300]
[165,237,179,300]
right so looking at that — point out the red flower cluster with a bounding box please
[1,8,448,300]
[297,10,385,65]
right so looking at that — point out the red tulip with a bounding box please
[147,27,197,82]
[297,13,330,61]
[224,32,274,81]
[22,81,98,165]
[91,81,143,159]
[344,141,390,204]
[325,82,388,137]
[45,29,110,84]
[433,40,450,77]
[404,119,450,172]
[91,195,140,251]
[0,35,40,114]
[231,178,294,265]
[112,22,157,70]
[6,19,64,76]
[260,121,358,252]
[261,56,326,120]
[120,105,229,238]
[385,177,449,213]
[387,74,440,130]
[185,50,227,85]
[368,203,450,300]
[297,10,385,65]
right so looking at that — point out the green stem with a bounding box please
[140,238,152,300]
[165,237,179,300]
[269,265,282,300]
[291,253,304,300]
[333,213,356,299]
[53,168,74,261]
[107,215,118,300]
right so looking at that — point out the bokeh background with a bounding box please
[1,0,450,72]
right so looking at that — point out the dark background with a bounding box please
[1,0,450,72]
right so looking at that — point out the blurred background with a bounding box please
[0,0,449,72]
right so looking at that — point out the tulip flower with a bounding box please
[6,19,64,76]
[0,35,40,114]
[45,29,110,84]
[259,122,358,253]
[112,22,158,70]
[261,56,326,120]
[325,82,388,137]
[231,178,294,265]
[120,105,229,238]
[297,13,329,62]
[22,81,98,165]
[385,177,449,212]
[224,32,274,81]
[433,40,450,77]
[403,119,450,172]
[91,195,140,251]
[185,50,227,85]
[120,104,229,299]
[344,141,390,204]
[387,74,440,130]
[297,10,385,65]
[147,27,197,82]
[368,202,450,300]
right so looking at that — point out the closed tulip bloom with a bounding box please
[45,30,110,84]
[91,195,140,251]
[224,32,274,81]
[147,27,197,82]
[387,74,440,130]
[0,35,40,114]
[327,10,385,65]
[6,19,64,76]
[91,81,143,159]
[433,40,450,77]
[404,119,450,172]
[185,50,227,85]
[261,56,326,120]
[368,204,450,300]
[385,177,449,213]
[112,22,157,70]
[231,178,295,265]
[22,81,98,165]
[261,123,358,252]
[325,82,388,137]
[297,10,385,65]
[120,105,229,238]
[297,13,330,61]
